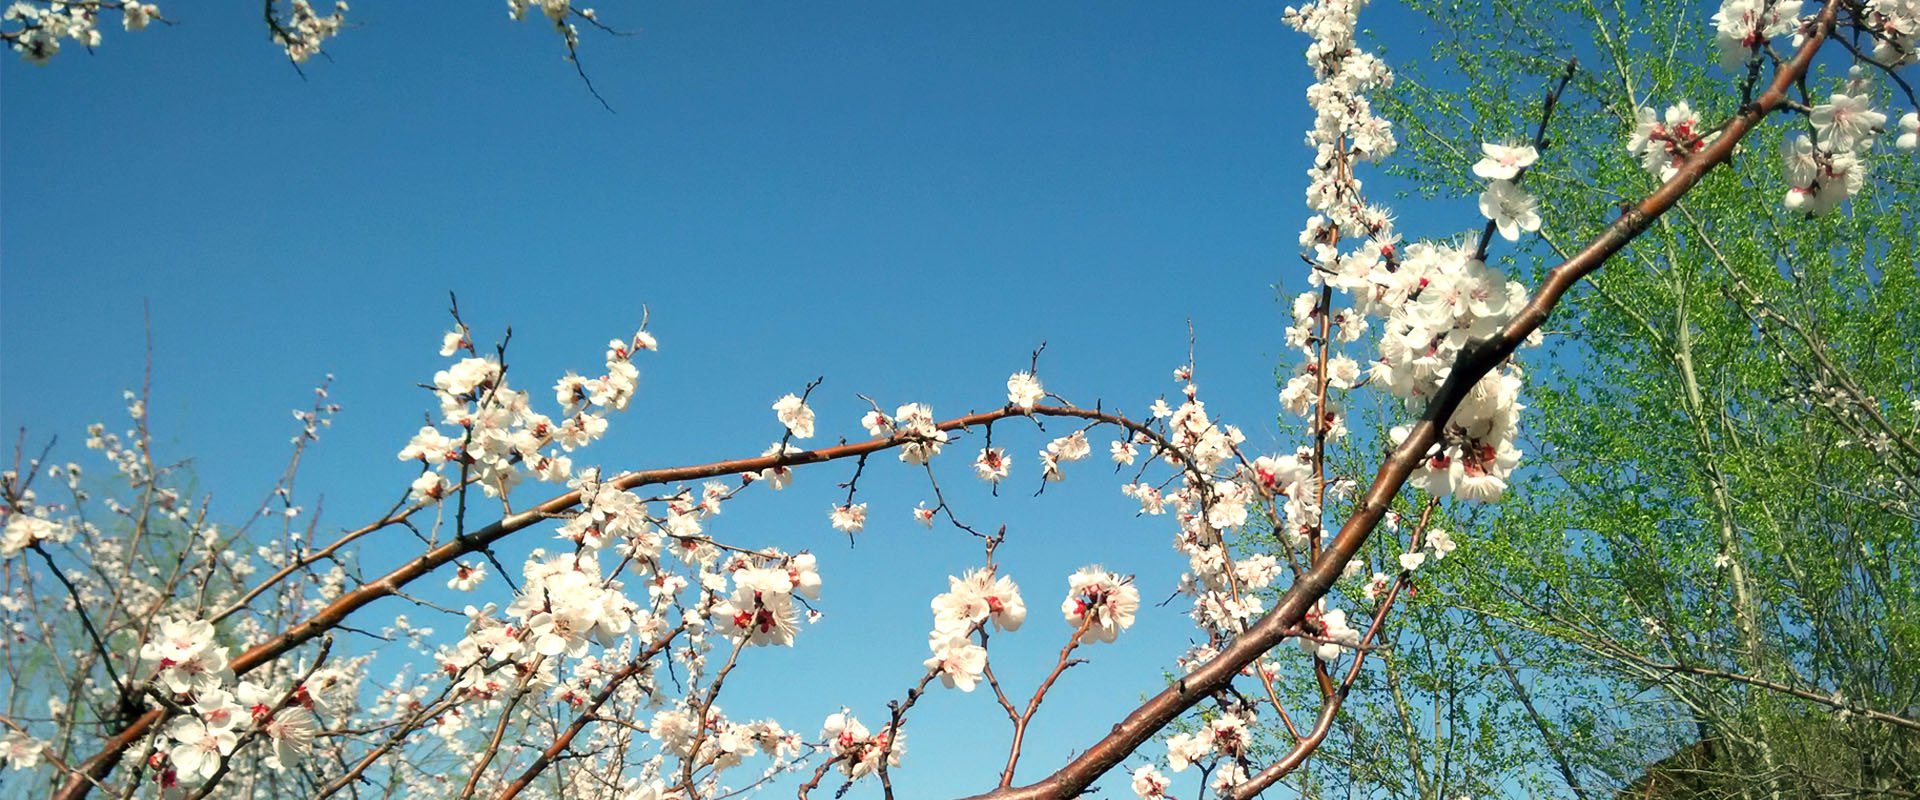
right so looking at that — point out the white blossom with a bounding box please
[830,503,867,533]
[1478,179,1541,241]
[1007,372,1044,409]
[772,394,816,439]
[1471,142,1538,180]
[1060,567,1139,643]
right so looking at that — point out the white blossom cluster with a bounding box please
[157,629,323,780]
[269,0,346,64]
[1113,376,1301,646]
[1162,708,1255,788]
[1627,101,1712,182]
[1298,602,1362,661]
[509,552,650,657]
[1706,0,1917,214]
[6,0,621,73]
[3,0,158,64]
[1858,0,1920,65]
[711,555,819,647]
[114,616,334,789]
[820,710,903,778]
[1283,0,1535,514]
[398,325,655,501]
[506,0,595,54]
[1782,68,1902,214]
[922,567,1024,692]
[1475,143,1542,241]
[0,505,68,556]
[647,704,797,779]
[1060,566,1140,644]
[1710,0,1804,70]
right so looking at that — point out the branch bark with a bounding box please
[952,3,1841,796]
[54,405,1170,800]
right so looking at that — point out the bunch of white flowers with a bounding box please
[399,327,653,500]
[139,619,232,695]
[1710,0,1804,70]
[270,0,348,64]
[1060,566,1140,644]
[820,711,905,778]
[3,1,158,65]
[772,393,815,439]
[1162,709,1256,774]
[1475,144,1543,241]
[0,510,66,557]
[712,566,803,647]
[893,402,948,465]
[505,552,642,658]
[1783,68,1898,214]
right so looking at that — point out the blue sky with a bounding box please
[1,2,1474,796]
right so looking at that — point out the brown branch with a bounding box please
[678,635,752,791]
[456,655,547,800]
[876,669,940,800]
[795,755,847,799]
[980,660,1021,724]
[951,4,1842,797]
[493,628,683,800]
[999,615,1095,788]
[313,693,459,798]
[1225,497,1437,798]
[56,404,1162,800]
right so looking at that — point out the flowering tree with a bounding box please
[1242,0,1920,796]
[0,1,1913,799]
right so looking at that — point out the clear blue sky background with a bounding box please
[1,3,1476,796]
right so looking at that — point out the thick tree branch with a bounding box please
[952,3,1841,796]
[55,404,1169,800]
